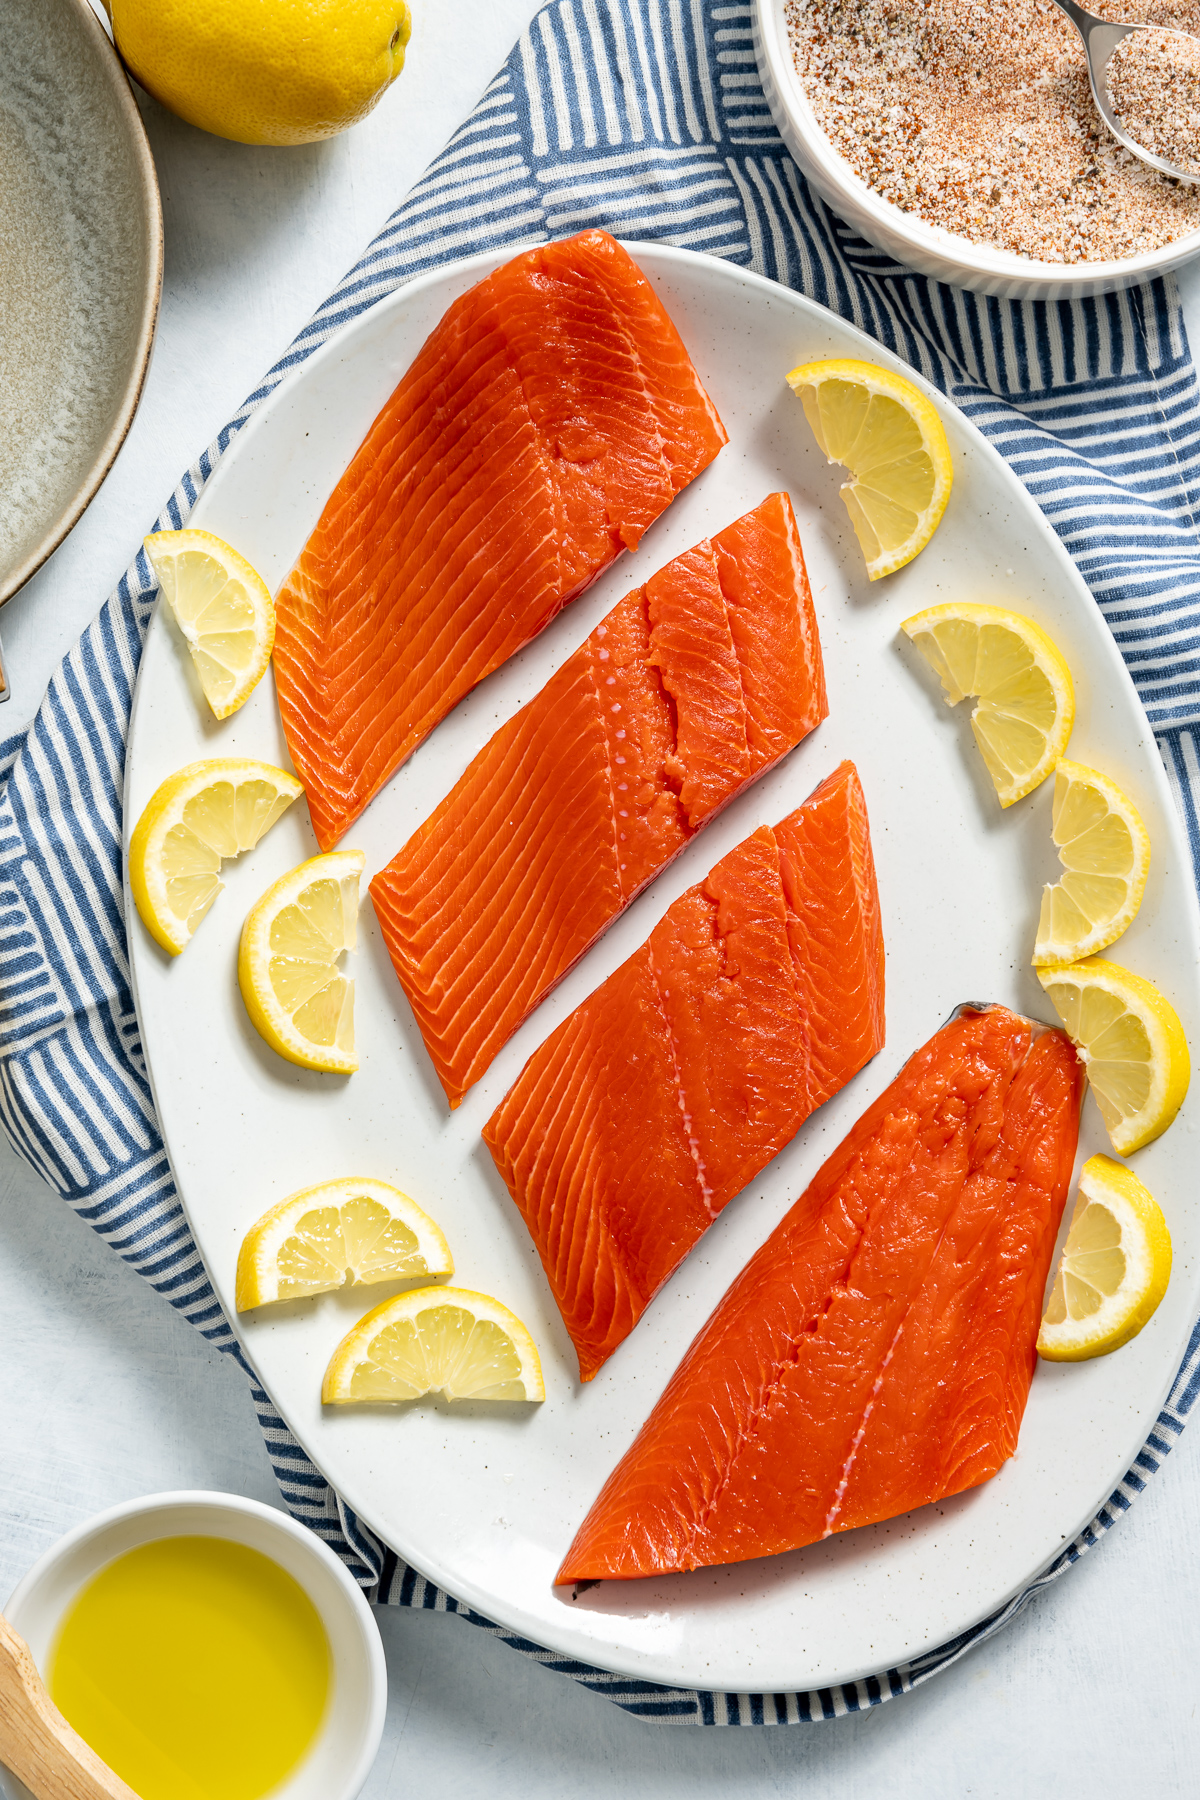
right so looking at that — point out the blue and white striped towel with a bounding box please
[3,0,1200,1728]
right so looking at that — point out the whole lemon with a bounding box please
[109,0,412,146]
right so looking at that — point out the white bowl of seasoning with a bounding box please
[753,0,1200,299]
[1,1491,386,1800]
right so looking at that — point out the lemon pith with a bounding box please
[110,0,411,147]
[145,529,276,720]
[1033,760,1151,967]
[901,601,1075,806]
[239,851,364,1074]
[786,358,953,580]
[236,1177,453,1310]
[1038,1154,1172,1360]
[1037,957,1190,1154]
[128,759,304,955]
[322,1287,545,1404]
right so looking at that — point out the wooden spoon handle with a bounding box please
[0,1615,140,1800]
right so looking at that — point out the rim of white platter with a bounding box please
[126,242,1200,1694]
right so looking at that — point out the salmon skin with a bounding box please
[483,760,884,1382]
[371,493,828,1108]
[273,229,728,849]
[556,1005,1084,1583]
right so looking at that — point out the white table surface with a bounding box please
[4,7,1200,1792]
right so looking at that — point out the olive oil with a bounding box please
[49,1535,330,1800]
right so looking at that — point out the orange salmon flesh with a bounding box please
[273,230,728,848]
[557,1005,1084,1582]
[371,492,828,1106]
[484,760,886,1382]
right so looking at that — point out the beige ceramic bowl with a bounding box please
[0,0,162,607]
[753,0,1200,300]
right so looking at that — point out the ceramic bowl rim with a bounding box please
[2,1488,387,1800]
[1,0,164,609]
[753,0,1200,294]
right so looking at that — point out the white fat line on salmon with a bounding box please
[647,939,716,1219]
[819,1043,1016,1542]
[588,630,629,885]
[688,1278,849,1553]
[822,1312,908,1540]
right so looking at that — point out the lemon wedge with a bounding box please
[128,759,303,955]
[1033,761,1151,968]
[786,358,953,579]
[1037,957,1190,1154]
[239,850,364,1074]
[145,528,275,719]
[902,601,1075,806]
[236,1177,453,1310]
[1038,1155,1171,1360]
[322,1286,545,1404]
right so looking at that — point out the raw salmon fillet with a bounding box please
[483,760,885,1381]
[557,1005,1084,1582]
[273,229,728,848]
[371,493,827,1107]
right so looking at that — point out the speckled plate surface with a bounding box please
[126,244,1200,1694]
[0,0,161,610]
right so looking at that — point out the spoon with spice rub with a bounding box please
[1053,0,1200,182]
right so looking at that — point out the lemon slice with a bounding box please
[322,1286,545,1404]
[786,358,953,579]
[1033,761,1151,968]
[145,528,275,719]
[901,601,1075,806]
[128,758,304,955]
[1038,1154,1171,1360]
[239,850,364,1074]
[1037,957,1190,1154]
[236,1177,453,1310]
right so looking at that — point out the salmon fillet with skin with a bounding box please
[273,229,728,849]
[482,760,885,1381]
[556,1005,1084,1583]
[370,493,827,1107]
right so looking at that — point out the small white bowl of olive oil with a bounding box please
[1,1490,387,1800]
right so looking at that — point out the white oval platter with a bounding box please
[126,243,1200,1695]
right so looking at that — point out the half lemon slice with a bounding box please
[1033,760,1151,968]
[236,1177,453,1310]
[129,758,304,955]
[1037,957,1190,1154]
[902,601,1075,806]
[322,1286,545,1404]
[1038,1154,1171,1360]
[239,850,363,1074]
[786,358,953,579]
[145,528,275,719]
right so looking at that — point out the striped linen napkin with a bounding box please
[3,0,1200,1729]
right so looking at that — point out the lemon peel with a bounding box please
[1038,1154,1171,1360]
[322,1286,545,1404]
[129,758,303,955]
[145,529,275,720]
[902,601,1075,806]
[239,851,364,1075]
[236,1177,453,1310]
[1034,760,1150,967]
[109,0,411,147]
[787,358,953,579]
[1037,956,1190,1154]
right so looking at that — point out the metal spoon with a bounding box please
[1053,0,1200,183]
